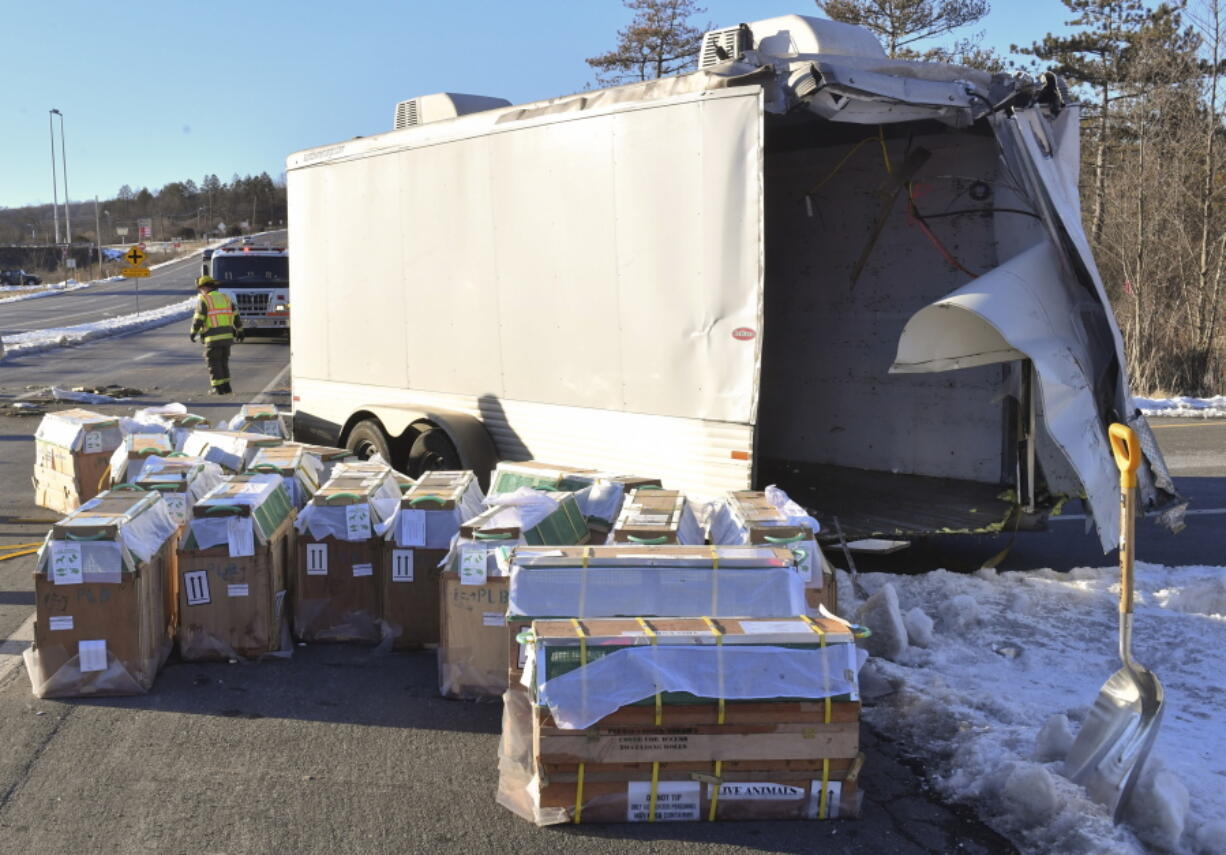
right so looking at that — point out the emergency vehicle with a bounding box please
[208,245,290,332]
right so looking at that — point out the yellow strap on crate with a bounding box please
[649,760,661,823]
[636,617,662,726]
[700,614,725,822]
[801,614,833,819]
[571,617,589,825]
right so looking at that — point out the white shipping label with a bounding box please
[233,482,272,497]
[352,563,373,577]
[305,543,328,575]
[628,514,670,526]
[626,781,700,822]
[163,492,188,522]
[227,584,249,597]
[51,541,84,586]
[83,431,103,454]
[794,545,814,584]
[398,509,426,547]
[717,782,807,801]
[391,550,414,582]
[482,612,505,627]
[459,546,488,586]
[49,615,75,631]
[739,619,813,636]
[345,505,372,540]
[184,571,211,605]
[227,517,255,558]
[517,641,528,669]
[78,639,108,672]
[807,781,842,819]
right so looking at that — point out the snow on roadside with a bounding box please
[0,297,195,361]
[1136,395,1226,418]
[0,279,101,304]
[847,564,1226,854]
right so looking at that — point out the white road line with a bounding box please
[0,613,36,683]
[132,352,158,362]
[1049,507,1226,522]
[251,364,291,404]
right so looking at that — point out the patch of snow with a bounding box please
[1126,760,1190,852]
[939,593,980,630]
[1135,395,1226,418]
[857,562,1226,854]
[904,606,934,647]
[856,582,908,660]
[0,297,195,361]
[1034,713,1075,762]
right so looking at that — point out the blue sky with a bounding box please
[2,0,1077,210]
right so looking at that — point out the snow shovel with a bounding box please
[1064,423,1165,823]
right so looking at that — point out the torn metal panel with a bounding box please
[891,241,1123,553]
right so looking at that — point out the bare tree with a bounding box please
[587,0,707,85]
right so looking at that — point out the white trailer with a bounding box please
[286,14,1180,550]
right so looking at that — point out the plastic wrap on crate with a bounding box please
[248,446,323,509]
[507,546,806,618]
[610,492,704,545]
[294,471,401,541]
[706,484,821,544]
[37,494,178,578]
[23,644,159,699]
[227,403,287,438]
[495,686,863,826]
[181,429,281,473]
[534,643,866,730]
[108,434,175,484]
[188,474,288,557]
[481,488,562,532]
[392,475,485,549]
[130,403,207,450]
[34,409,123,454]
[135,456,226,503]
[572,480,626,527]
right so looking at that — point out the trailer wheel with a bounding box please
[407,427,461,477]
[346,419,393,463]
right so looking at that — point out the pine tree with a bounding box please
[816,0,989,58]
[587,0,707,85]
[1015,1,1198,241]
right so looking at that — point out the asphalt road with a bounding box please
[0,231,287,336]
[0,314,1220,852]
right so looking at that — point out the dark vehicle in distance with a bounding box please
[0,269,41,287]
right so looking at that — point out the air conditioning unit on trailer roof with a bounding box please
[392,93,511,130]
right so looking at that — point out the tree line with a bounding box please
[588,0,1226,395]
[0,171,287,249]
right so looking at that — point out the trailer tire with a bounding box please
[346,419,393,463]
[407,427,461,477]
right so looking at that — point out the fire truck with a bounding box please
[208,245,290,333]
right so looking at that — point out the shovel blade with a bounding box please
[1065,666,1165,823]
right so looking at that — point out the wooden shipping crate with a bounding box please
[29,491,177,697]
[609,489,700,545]
[439,571,510,699]
[293,535,383,643]
[381,471,477,649]
[177,515,293,660]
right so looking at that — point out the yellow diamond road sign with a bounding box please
[122,267,151,278]
[123,246,147,266]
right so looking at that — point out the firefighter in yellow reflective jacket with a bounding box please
[190,276,244,395]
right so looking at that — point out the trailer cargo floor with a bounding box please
[758,460,1016,541]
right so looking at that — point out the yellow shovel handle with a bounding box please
[1108,423,1140,490]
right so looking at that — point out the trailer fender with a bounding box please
[343,404,499,487]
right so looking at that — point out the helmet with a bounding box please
[196,276,216,289]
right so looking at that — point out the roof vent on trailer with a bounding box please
[699,23,753,68]
[392,93,512,130]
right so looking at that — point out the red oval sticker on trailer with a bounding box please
[732,327,757,341]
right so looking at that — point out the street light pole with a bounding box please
[49,110,60,244]
[54,109,71,243]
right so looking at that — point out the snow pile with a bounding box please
[1135,395,1226,418]
[0,297,195,361]
[846,564,1226,854]
[0,279,101,304]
